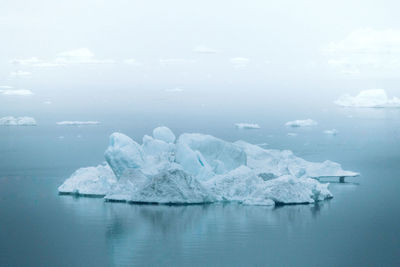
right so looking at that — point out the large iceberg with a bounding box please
[334,89,400,108]
[59,126,358,205]
[0,116,37,126]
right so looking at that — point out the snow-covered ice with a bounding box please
[334,89,400,108]
[324,129,339,135]
[285,119,317,127]
[59,127,359,205]
[0,116,37,126]
[58,163,117,196]
[235,123,261,129]
[56,121,100,125]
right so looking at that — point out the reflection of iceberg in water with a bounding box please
[59,195,330,266]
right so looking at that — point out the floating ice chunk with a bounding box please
[324,129,338,135]
[60,127,359,205]
[287,133,298,136]
[334,89,400,108]
[0,89,33,95]
[176,133,247,179]
[235,123,261,129]
[58,163,117,196]
[105,133,144,179]
[152,126,176,143]
[263,175,332,204]
[285,119,317,127]
[56,121,100,125]
[0,116,36,126]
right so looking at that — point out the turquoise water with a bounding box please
[1,100,400,266]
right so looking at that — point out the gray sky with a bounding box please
[1,0,400,112]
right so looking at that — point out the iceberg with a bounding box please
[285,119,317,127]
[235,123,261,129]
[0,89,33,95]
[334,89,400,108]
[59,127,359,205]
[324,129,338,135]
[0,116,36,126]
[56,121,100,125]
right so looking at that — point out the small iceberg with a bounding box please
[235,123,261,129]
[58,127,359,205]
[0,116,36,126]
[334,89,400,108]
[56,121,100,125]
[323,129,338,135]
[285,119,317,127]
[0,89,33,96]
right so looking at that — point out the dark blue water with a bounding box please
[1,97,400,266]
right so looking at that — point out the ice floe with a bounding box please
[0,116,36,126]
[235,123,261,129]
[324,129,338,135]
[56,121,100,125]
[285,119,317,127]
[334,89,400,108]
[0,89,33,96]
[59,127,359,205]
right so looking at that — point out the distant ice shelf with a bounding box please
[334,89,400,108]
[0,116,37,126]
[285,119,317,127]
[56,121,100,125]
[235,123,261,129]
[58,126,359,205]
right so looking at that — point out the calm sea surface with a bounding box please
[1,95,400,266]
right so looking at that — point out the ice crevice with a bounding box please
[58,126,359,206]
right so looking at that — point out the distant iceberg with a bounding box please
[0,89,33,96]
[59,127,358,205]
[0,116,36,126]
[285,119,317,127]
[334,89,400,108]
[235,123,260,129]
[324,129,338,135]
[56,121,100,125]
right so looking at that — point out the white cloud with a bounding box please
[0,89,33,95]
[193,45,217,54]
[230,57,250,68]
[0,85,13,89]
[10,70,32,77]
[324,28,400,74]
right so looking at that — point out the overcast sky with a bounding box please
[1,0,400,112]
